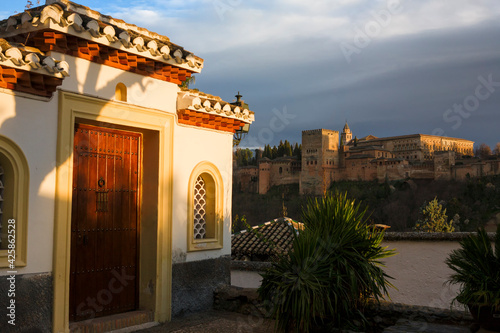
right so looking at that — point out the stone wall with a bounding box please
[214,285,474,329]
[236,127,500,195]
[452,160,500,180]
[230,232,496,310]
[171,255,230,317]
[0,273,52,332]
[300,129,339,195]
[268,160,300,188]
[258,162,271,194]
[237,166,258,193]
[231,261,271,289]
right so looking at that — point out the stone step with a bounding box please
[69,310,156,333]
[383,319,470,333]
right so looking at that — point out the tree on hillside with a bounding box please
[414,197,454,232]
[493,142,500,156]
[277,140,285,157]
[271,145,278,159]
[234,148,255,166]
[283,140,293,157]
[475,143,492,159]
[262,141,301,160]
[263,144,272,159]
[293,143,302,159]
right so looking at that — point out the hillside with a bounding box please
[232,175,500,232]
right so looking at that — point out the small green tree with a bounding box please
[493,142,500,156]
[179,75,196,89]
[232,214,251,233]
[475,143,492,159]
[259,193,395,332]
[271,145,278,159]
[414,197,455,232]
[292,143,301,159]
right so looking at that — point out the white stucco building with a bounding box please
[0,1,254,331]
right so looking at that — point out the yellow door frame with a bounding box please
[53,90,174,332]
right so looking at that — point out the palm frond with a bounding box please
[259,192,395,332]
[446,227,500,308]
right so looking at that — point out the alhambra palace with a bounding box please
[237,124,500,195]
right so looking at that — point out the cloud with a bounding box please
[109,8,166,27]
[57,0,500,148]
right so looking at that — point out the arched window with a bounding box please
[193,174,216,239]
[188,162,223,251]
[279,167,283,174]
[0,135,29,267]
[115,83,127,102]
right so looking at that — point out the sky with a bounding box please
[3,0,500,149]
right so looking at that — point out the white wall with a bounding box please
[171,124,233,263]
[230,239,486,310]
[231,270,262,289]
[55,52,179,114]
[0,92,59,275]
[381,240,462,309]
[0,52,235,276]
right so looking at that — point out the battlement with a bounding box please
[302,129,339,135]
[240,123,479,197]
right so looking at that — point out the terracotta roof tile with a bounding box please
[231,217,303,262]
[0,0,203,72]
[177,90,255,124]
[0,38,69,77]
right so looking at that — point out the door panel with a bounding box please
[70,124,141,322]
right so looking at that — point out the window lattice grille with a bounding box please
[194,176,207,239]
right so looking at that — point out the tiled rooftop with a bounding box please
[231,217,303,262]
[0,0,203,72]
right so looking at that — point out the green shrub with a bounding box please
[414,197,455,232]
[446,226,500,309]
[258,192,395,332]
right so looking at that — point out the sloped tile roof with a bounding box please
[231,217,303,261]
[0,0,203,73]
[0,38,67,97]
[177,90,255,125]
[0,38,68,77]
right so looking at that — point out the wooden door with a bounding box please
[70,124,141,321]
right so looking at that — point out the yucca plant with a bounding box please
[446,226,500,330]
[259,192,395,332]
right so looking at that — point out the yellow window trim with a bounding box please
[187,161,224,252]
[0,135,29,268]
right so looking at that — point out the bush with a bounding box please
[414,197,455,232]
[258,192,395,332]
[446,226,500,309]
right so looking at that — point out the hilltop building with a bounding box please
[0,1,254,331]
[236,123,499,196]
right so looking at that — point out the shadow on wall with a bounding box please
[0,45,168,331]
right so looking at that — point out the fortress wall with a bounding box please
[258,162,271,194]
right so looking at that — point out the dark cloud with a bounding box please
[195,18,500,148]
